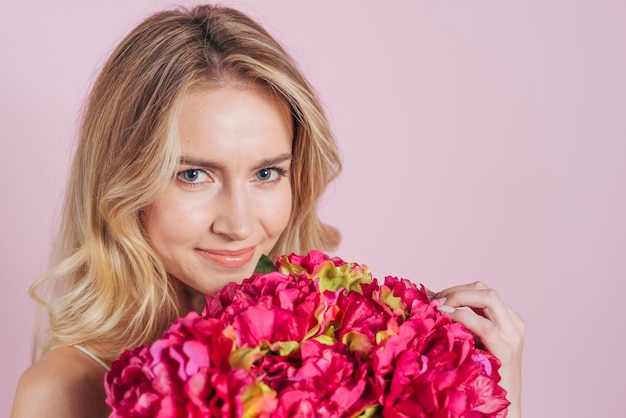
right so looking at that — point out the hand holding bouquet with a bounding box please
[105,251,509,417]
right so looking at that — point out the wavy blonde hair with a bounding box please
[31,4,342,362]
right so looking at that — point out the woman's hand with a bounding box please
[433,281,525,418]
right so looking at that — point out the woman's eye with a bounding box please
[257,168,272,181]
[254,167,286,182]
[177,169,207,183]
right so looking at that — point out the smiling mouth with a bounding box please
[196,247,256,268]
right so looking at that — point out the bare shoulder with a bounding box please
[11,347,110,418]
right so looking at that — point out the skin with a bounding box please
[11,347,110,417]
[12,84,524,416]
[433,282,525,418]
[11,84,294,417]
[143,84,294,313]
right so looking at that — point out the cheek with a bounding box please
[268,187,293,236]
[143,210,173,253]
[253,185,292,240]
[143,198,207,249]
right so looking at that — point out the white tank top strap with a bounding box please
[73,344,111,372]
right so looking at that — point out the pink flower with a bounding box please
[277,250,346,274]
[206,271,325,348]
[380,321,510,417]
[105,345,161,417]
[106,250,509,418]
[106,312,276,417]
[270,340,377,417]
[329,288,390,358]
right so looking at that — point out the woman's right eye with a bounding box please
[177,169,209,184]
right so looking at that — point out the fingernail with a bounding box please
[437,304,455,314]
[436,297,447,306]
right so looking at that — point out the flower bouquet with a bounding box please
[105,251,509,417]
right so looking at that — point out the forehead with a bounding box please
[177,84,293,163]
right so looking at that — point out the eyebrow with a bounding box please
[179,153,293,170]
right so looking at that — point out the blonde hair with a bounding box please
[31,4,342,362]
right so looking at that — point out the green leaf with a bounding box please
[254,254,276,274]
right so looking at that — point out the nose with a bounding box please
[210,186,252,241]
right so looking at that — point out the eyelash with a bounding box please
[175,166,288,187]
[256,166,288,183]
[176,169,210,186]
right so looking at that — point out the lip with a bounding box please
[196,247,256,268]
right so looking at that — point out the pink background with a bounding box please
[2,0,625,416]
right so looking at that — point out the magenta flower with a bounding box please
[270,340,377,417]
[105,313,276,417]
[106,251,509,417]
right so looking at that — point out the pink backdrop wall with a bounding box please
[2,1,625,416]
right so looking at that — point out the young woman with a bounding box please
[12,4,523,417]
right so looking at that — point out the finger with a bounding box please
[437,283,510,328]
[437,296,525,356]
[434,282,524,339]
[432,280,489,299]
[440,307,498,349]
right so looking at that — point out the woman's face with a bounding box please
[143,84,293,301]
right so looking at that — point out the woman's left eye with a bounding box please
[255,167,286,182]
